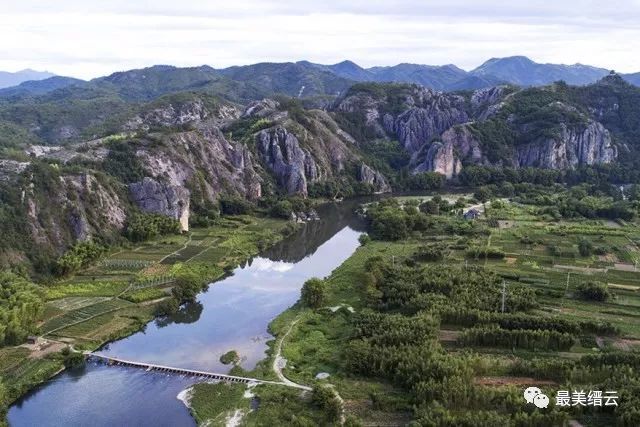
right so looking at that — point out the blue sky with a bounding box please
[1,1,639,79]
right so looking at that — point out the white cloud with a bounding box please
[249,258,294,273]
[1,1,639,79]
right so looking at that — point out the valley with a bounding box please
[185,192,640,426]
[1,55,640,427]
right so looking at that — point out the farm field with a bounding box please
[0,215,289,415]
[221,194,640,426]
[37,215,288,345]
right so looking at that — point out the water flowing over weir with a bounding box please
[8,199,368,427]
[84,352,311,390]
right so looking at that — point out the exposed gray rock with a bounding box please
[443,126,483,163]
[414,141,462,179]
[68,210,91,241]
[0,159,30,180]
[256,127,319,195]
[516,121,616,169]
[414,124,483,177]
[137,124,263,202]
[22,173,127,251]
[359,163,391,193]
[391,101,469,157]
[24,145,62,158]
[471,86,510,120]
[124,100,210,131]
[242,99,279,118]
[129,177,190,231]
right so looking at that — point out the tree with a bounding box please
[358,233,371,246]
[61,347,85,368]
[420,200,440,215]
[311,385,341,422]
[474,187,492,203]
[172,270,202,302]
[124,213,181,242]
[55,240,107,276]
[219,196,252,215]
[301,278,326,308]
[220,350,240,365]
[370,209,409,240]
[269,200,293,219]
[578,238,594,257]
[0,271,44,346]
[577,281,613,302]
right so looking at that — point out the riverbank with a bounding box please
[187,236,417,425]
[1,215,292,423]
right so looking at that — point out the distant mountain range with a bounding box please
[0,69,57,89]
[0,56,638,101]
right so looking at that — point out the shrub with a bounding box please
[269,200,293,219]
[219,196,253,215]
[300,278,326,308]
[578,238,594,257]
[219,350,240,365]
[576,281,614,302]
[311,385,341,422]
[358,233,371,246]
[61,347,85,368]
[414,244,446,262]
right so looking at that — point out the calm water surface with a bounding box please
[8,201,366,427]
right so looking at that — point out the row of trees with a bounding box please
[366,200,432,241]
[55,240,107,276]
[437,306,619,335]
[364,259,537,314]
[340,246,639,424]
[0,271,44,346]
[457,326,576,351]
[124,212,181,242]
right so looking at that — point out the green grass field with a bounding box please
[217,196,640,426]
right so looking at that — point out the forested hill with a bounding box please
[1,62,640,275]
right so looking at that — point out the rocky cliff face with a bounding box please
[413,125,483,178]
[129,177,190,231]
[358,164,391,193]
[516,121,616,169]
[414,141,462,178]
[124,99,240,131]
[335,83,618,177]
[132,123,264,227]
[22,172,127,254]
[335,85,471,170]
[256,126,319,195]
[385,94,469,157]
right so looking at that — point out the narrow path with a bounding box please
[272,317,310,389]
[272,317,345,423]
[158,233,193,264]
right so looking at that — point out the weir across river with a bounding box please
[84,353,312,391]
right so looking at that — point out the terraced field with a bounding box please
[41,299,134,334]
[35,215,288,344]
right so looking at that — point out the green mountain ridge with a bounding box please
[2,61,640,274]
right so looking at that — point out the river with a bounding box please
[8,200,368,427]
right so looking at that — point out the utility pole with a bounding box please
[501,280,506,313]
[392,255,395,267]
